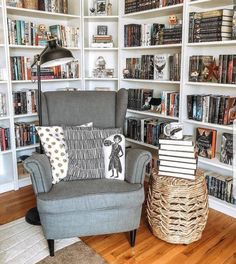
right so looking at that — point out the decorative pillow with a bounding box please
[36,122,93,184]
[103,134,125,181]
[63,127,122,181]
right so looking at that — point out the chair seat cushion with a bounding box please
[37,179,144,214]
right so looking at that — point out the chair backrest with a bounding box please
[41,89,128,129]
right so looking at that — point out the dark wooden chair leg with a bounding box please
[47,239,54,256]
[130,229,137,247]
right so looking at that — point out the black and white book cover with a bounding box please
[103,134,125,181]
[154,54,170,80]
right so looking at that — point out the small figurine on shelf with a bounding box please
[168,14,178,28]
[107,0,112,16]
[37,24,49,46]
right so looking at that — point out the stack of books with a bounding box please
[162,25,182,45]
[158,136,197,180]
[92,35,113,48]
[189,9,234,43]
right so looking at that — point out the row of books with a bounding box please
[189,9,235,43]
[7,0,68,14]
[196,128,233,166]
[124,53,181,81]
[15,122,39,148]
[187,95,236,125]
[0,127,11,151]
[13,90,37,115]
[7,19,79,47]
[161,91,179,117]
[128,88,153,111]
[10,56,80,80]
[124,0,183,14]
[189,55,236,84]
[205,171,235,205]
[124,23,182,47]
[0,93,7,117]
[158,136,197,180]
[125,117,169,146]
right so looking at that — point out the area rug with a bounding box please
[0,217,106,264]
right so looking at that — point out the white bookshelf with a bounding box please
[121,0,236,217]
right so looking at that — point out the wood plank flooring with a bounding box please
[0,186,236,264]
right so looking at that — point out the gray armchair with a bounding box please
[24,89,151,256]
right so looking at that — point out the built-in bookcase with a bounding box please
[120,0,236,218]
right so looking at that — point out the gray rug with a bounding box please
[0,217,106,264]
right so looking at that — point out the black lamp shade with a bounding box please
[40,39,74,68]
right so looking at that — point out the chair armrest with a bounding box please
[23,154,52,195]
[125,148,152,184]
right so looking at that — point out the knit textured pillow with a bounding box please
[63,127,122,181]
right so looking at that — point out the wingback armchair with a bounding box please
[24,89,151,256]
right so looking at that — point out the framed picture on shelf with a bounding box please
[96,0,107,15]
[97,25,108,35]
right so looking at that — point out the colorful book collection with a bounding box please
[15,121,39,148]
[158,136,197,180]
[10,56,31,81]
[125,0,183,14]
[13,90,37,115]
[187,94,236,125]
[0,127,11,151]
[125,117,169,146]
[189,9,235,43]
[124,23,182,47]
[7,18,80,47]
[204,171,236,205]
[10,56,80,81]
[124,53,181,81]
[161,91,179,117]
[0,93,7,117]
[196,128,233,165]
[189,55,236,84]
[7,0,68,14]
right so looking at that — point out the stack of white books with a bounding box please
[158,136,197,180]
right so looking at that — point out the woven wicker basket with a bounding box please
[147,169,209,244]
[23,0,38,10]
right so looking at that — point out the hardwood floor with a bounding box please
[1,186,236,264]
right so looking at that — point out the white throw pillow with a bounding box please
[36,122,93,184]
[103,134,125,181]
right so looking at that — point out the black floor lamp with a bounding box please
[25,38,74,225]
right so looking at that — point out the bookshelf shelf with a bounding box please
[0,81,7,84]
[85,78,118,81]
[209,196,236,218]
[187,40,236,47]
[0,116,10,121]
[184,119,233,131]
[16,144,40,152]
[122,79,181,84]
[122,44,182,50]
[125,138,159,150]
[198,156,233,172]
[188,0,234,8]
[84,47,119,51]
[6,6,80,20]
[127,109,179,120]
[9,45,80,50]
[0,149,12,155]
[14,113,38,119]
[122,3,184,18]
[0,44,4,47]
[11,78,81,84]
[186,82,236,89]
[83,16,119,21]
